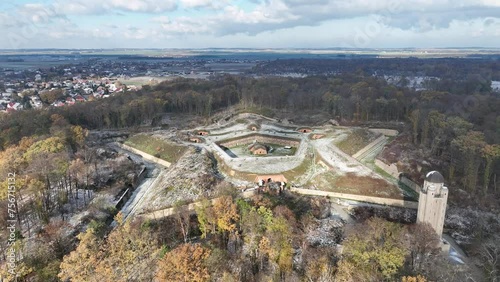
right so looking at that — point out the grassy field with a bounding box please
[117,76,169,86]
[282,151,315,183]
[125,134,186,163]
[308,171,405,200]
[335,128,379,156]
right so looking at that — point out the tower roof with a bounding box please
[425,171,444,184]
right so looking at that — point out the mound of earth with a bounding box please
[143,148,220,212]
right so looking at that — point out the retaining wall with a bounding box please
[369,128,399,137]
[117,143,172,167]
[352,135,386,159]
[399,175,421,193]
[115,166,148,210]
[290,187,418,209]
[140,190,258,220]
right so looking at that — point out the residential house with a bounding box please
[7,102,23,111]
[52,101,65,107]
[30,96,43,109]
[65,97,76,105]
[75,95,86,102]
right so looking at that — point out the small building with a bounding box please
[189,137,203,143]
[297,127,312,133]
[197,130,209,136]
[66,97,76,105]
[7,102,22,111]
[75,95,86,102]
[248,124,260,131]
[329,119,340,126]
[311,134,325,140]
[248,143,268,155]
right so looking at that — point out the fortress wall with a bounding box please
[117,143,172,168]
[369,128,399,137]
[290,187,418,209]
[218,134,300,148]
[375,159,400,178]
[140,190,258,220]
[352,135,386,158]
[399,175,421,193]
[210,137,308,174]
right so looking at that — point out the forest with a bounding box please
[1,72,499,196]
[55,194,473,282]
[0,61,499,281]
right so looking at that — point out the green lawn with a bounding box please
[125,134,186,163]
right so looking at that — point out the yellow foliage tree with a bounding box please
[156,243,211,282]
[58,228,101,282]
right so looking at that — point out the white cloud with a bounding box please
[1,0,500,48]
[159,16,210,34]
[52,0,177,14]
[202,0,500,36]
[181,0,230,9]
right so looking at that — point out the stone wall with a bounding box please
[117,143,172,167]
[290,187,418,209]
[139,190,258,220]
[369,128,399,137]
[115,166,147,210]
[352,135,386,159]
[399,175,421,193]
[209,137,307,174]
[218,133,300,148]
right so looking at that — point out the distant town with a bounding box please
[1,49,500,114]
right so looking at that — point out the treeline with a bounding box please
[409,107,500,194]
[253,57,500,82]
[2,75,498,146]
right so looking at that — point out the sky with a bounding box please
[0,0,499,49]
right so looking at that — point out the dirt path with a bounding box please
[313,137,373,176]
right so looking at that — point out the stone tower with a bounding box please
[417,171,448,237]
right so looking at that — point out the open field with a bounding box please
[117,76,170,86]
[124,134,187,163]
[335,128,379,155]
